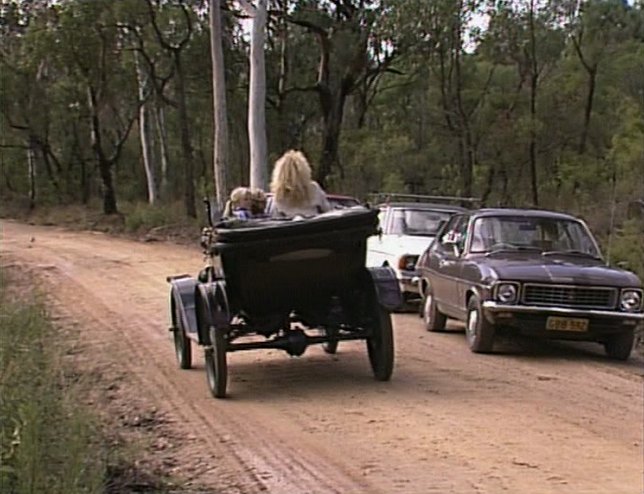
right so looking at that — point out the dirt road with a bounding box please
[2,220,642,494]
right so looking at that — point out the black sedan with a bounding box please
[416,208,644,360]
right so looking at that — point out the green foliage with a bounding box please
[605,219,644,281]
[122,201,198,233]
[0,0,642,258]
[0,278,106,493]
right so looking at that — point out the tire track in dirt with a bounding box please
[3,221,643,494]
[2,227,376,494]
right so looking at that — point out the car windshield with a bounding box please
[390,209,453,236]
[469,215,601,256]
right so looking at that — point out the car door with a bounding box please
[453,215,473,319]
[429,215,465,315]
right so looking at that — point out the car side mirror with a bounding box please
[442,239,461,257]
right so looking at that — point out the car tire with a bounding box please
[205,326,228,398]
[367,304,394,381]
[423,288,446,332]
[603,330,634,361]
[465,295,495,353]
[172,299,192,369]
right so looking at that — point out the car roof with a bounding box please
[469,208,581,221]
[376,202,467,212]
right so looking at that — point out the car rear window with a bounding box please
[390,210,454,236]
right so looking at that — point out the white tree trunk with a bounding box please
[135,53,157,204]
[210,0,229,211]
[154,104,170,200]
[245,0,268,190]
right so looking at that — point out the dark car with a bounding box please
[416,208,644,360]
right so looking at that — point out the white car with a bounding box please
[366,199,467,304]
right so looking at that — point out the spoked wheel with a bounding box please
[323,327,339,354]
[603,330,634,361]
[205,326,228,398]
[465,295,495,353]
[366,303,394,381]
[423,288,446,332]
[172,301,192,369]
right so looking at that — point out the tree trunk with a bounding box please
[528,1,539,206]
[529,72,539,207]
[247,0,268,190]
[317,90,346,188]
[210,0,229,211]
[173,53,196,218]
[87,86,118,215]
[135,53,158,205]
[579,65,597,155]
[153,104,170,201]
[27,137,37,210]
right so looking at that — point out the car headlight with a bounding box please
[620,289,643,312]
[398,255,419,271]
[495,282,519,304]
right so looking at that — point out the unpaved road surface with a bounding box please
[2,220,643,494]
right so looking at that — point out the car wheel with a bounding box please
[205,326,228,398]
[423,289,446,332]
[172,300,192,369]
[465,296,495,353]
[603,330,634,361]
[367,304,394,381]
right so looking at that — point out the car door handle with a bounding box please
[439,259,451,268]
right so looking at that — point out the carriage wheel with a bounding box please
[205,326,228,398]
[172,300,192,369]
[366,303,394,381]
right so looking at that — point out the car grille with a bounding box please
[522,284,617,310]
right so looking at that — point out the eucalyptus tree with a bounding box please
[56,1,142,214]
[145,0,199,217]
[0,1,64,207]
[481,0,567,206]
[237,0,268,190]
[279,0,398,187]
[567,0,636,155]
[210,0,229,210]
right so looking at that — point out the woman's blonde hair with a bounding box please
[270,150,314,207]
[230,186,252,206]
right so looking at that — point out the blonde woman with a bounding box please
[269,150,331,217]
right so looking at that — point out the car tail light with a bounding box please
[398,255,418,271]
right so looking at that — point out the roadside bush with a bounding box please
[0,276,106,494]
[603,219,644,281]
[122,201,196,233]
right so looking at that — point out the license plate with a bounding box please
[546,317,589,332]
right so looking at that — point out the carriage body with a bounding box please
[168,207,402,398]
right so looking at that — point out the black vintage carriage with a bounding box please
[167,203,401,398]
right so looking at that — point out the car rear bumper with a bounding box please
[399,271,420,296]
